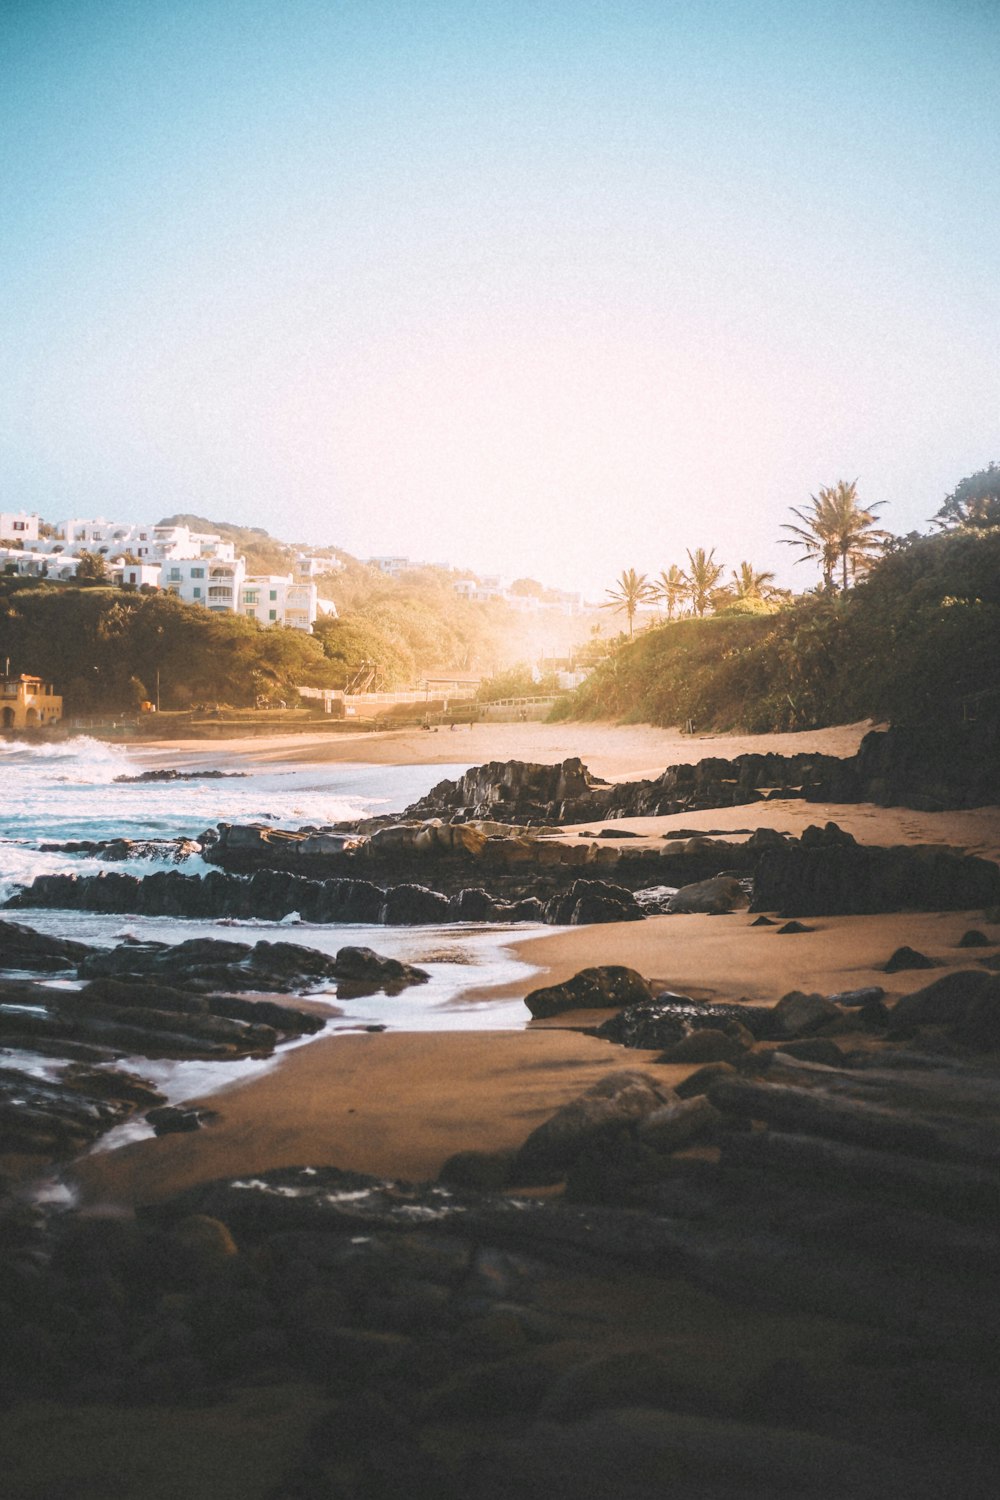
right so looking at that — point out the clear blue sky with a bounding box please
[2,0,997,595]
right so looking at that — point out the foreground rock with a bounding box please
[0,919,98,972]
[524,966,653,1019]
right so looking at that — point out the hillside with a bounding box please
[558,527,1000,732]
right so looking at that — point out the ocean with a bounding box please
[1,736,543,1171]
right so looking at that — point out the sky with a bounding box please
[1,0,997,598]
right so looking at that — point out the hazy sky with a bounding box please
[2,0,997,596]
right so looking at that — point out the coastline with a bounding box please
[57,716,1000,1208]
[125,716,878,778]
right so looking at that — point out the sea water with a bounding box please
[0,736,542,1036]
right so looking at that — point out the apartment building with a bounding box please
[0,512,40,544]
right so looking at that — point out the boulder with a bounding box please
[769,991,843,1039]
[378,885,453,925]
[596,997,772,1049]
[512,1071,674,1183]
[542,880,643,926]
[332,946,429,989]
[888,970,996,1031]
[524,967,653,1020]
[668,876,747,915]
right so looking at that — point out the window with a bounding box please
[193,587,201,598]
[269,590,277,601]
[190,567,204,578]
[268,609,276,621]
[13,521,26,531]
[169,568,181,580]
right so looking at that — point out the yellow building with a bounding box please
[0,674,63,730]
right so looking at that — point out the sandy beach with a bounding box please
[71,717,1000,1209]
[134,717,877,780]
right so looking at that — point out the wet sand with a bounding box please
[74,717,1000,1208]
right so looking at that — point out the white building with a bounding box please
[241,574,320,631]
[366,555,411,577]
[158,556,246,611]
[0,512,40,544]
[0,546,78,580]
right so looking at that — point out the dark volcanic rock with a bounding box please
[405,757,610,825]
[595,996,773,1050]
[888,970,997,1031]
[378,884,451,925]
[511,1071,674,1184]
[752,844,1000,917]
[542,880,643,925]
[0,919,98,972]
[524,967,653,1020]
[113,767,247,783]
[332,946,430,989]
[883,946,938,973]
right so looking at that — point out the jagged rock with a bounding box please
[0,919,98,972]
[524,967,653,1020]
[542,880,643,925]
[776,920,815,934]
[512,1071,675,1183]
[958,929,991,948]
[668,875,748,915]
[378,883,451,924]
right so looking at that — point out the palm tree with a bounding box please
[729,561,778,601]
[653,564,687,620]
[603,568,655,638]
[685,547,724,617]
[781,480,888,591]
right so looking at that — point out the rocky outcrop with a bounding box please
[4,869,643,928]
[76,934,429,995]
[751,841,1000,916]
[0,918,97,972]
[405,757,610,824]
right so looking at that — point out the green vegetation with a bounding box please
[562,493,1000,732]
[0,585,331,712]
[315,559,584,683]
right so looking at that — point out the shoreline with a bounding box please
[123,716,879,779]
[44,715,1000,1207]
[67,902,996,1210]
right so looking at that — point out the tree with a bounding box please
[729,561,778,600]
[781,480,888,591]
[932,462,1000,530]
[75,550,110,583]
[653,565,687,620]
[602,568,655,638]
[684,548,724,617]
